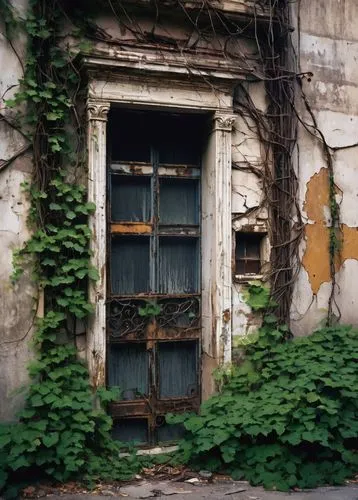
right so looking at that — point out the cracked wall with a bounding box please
[291,0,358,334]
[2,0,358,422]
[0,0,36,421]
[231,81,270,357]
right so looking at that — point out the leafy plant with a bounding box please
[244,281,276,311]
[0,172,142,496]
[0,347,140,496]
[138,300,162,318]
[0,1,142,496]
[169,323,358,491]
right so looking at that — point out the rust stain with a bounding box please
[111,222,153,234]
[302,168,358,294]
[175,166,192,177]
[130,165,144,175]
[223,308,231,323]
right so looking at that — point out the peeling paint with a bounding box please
[302,167,358,295]
[340,225,358,263]
[302,167,331,294]
[91,349,105,390]
[111,222,153,234]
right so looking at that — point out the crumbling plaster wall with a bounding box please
[0,1,269,419]
[87,10,261,74]
[4,0,351,421]
[291,0,358,334]
[0,0,36,421]
[231,81,270,357]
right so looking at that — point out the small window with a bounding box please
[235,232,264,275]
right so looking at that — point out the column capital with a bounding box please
[213,112,236,132]
[87,99,110,122]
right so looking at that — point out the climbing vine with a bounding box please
[0,1,142,496]
[0,0,355,495]
[0,0,348,330]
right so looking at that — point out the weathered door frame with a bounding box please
[85,62,237,400]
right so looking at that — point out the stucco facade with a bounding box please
[291,0,358,334]
[1,0,358,423]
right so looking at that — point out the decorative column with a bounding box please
[214,113,236,365]
[86,99,110,389]
[201,111,235,398]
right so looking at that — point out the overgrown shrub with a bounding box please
[170,320,358,491]
[0,173,141,498]
[0,333,141,498]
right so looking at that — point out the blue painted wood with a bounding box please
[159,178,199,225]
[158,341,198,398]
[159,237,199,294]
[108,343,149,397]
[111,176,151,222]
[111,236,150,294]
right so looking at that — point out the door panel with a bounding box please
[108,343,149,398]
[107,110,204,444]
[111,236,150,295]
[158,341,198,398]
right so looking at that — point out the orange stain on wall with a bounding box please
[302,168,331,294]
[302,167,358,294]
[341,225,358,262]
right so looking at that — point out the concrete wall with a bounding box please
[231,81,270,356]
[291,0,358,334]
[0,0,36,421]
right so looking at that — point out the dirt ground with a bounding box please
[18,478,358,500]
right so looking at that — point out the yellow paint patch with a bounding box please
[302,168,358,294]
[303,224,330,294]
[302,168,331,294]
[341,225,358,262]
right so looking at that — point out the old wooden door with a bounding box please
[106,109,204,445]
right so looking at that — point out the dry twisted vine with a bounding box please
[1,0,346,326]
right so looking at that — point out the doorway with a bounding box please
[106,109,205,445]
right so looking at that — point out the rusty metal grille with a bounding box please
[108,296,201,339]
[107,109,204,445]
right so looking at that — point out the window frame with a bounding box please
[106,110,204,445]
[107,114,202,298]
[234,231,267,281]
[86,77,236,425]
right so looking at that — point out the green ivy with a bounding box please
[138,300,162,318]
[0,175,142,497]
[0,1,142,497]
[244,281,277,312]
[169,323,358,491]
